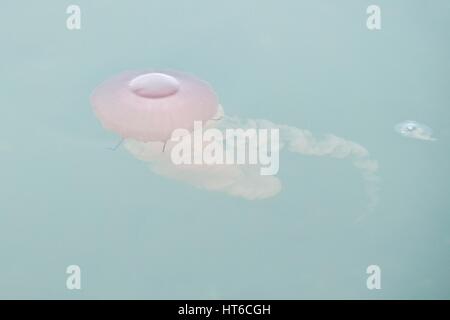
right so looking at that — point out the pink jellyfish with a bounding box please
[91,70,220,149]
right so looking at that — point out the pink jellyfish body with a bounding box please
[91,70,219,142]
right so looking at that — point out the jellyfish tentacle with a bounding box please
[108,138,124,151]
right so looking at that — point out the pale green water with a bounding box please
[1,0,449,299]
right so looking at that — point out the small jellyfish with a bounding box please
[395,120,436,141]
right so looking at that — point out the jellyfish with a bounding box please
[91,70,220,149]
[395,120,436,141]
[91,69,379,209]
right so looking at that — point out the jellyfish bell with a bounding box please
[395,121,418,135]
[406,123,416,131]
[91,70,220,143]
[395,120,435,141]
